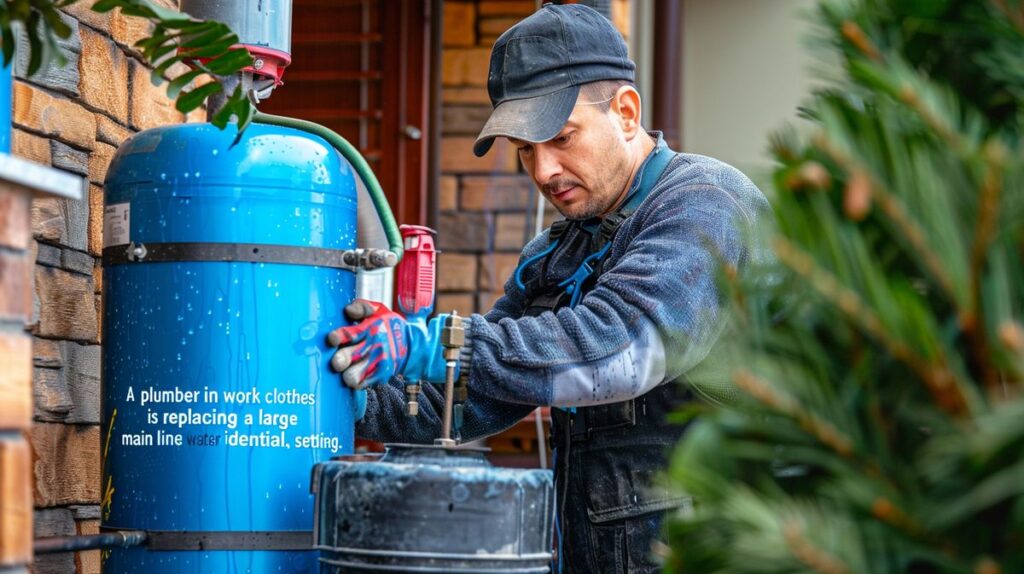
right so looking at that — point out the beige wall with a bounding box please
[681,0,819,184]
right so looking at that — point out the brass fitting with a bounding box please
[441,313,465,360]
[404,383,421,416]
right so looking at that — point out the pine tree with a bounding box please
[665,1,1024,572]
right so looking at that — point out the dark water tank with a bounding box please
[312,444,554,573]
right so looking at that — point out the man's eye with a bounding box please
[517,145,534,155]
[554,133,573,145]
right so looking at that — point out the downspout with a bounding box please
[427,0,443,231]
[653,0,683,150]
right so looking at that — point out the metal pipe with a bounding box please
[534,410,547,469]
[437,313,465,446]
[440,363,456,443]
[34,531,147,555]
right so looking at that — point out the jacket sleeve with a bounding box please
[459,183,754,408]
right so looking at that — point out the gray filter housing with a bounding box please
[312,445,555,573]
[179,0,293,56]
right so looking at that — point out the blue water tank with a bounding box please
[101,122,358,573]
[0,60,11,153]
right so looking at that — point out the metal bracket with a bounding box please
[125,242,147,262]
[128,529,313,551]
[104,242,397,271]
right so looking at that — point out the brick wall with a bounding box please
[436,0,630,317]
[10,3,195,573]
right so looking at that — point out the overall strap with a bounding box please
[563,141,679,306]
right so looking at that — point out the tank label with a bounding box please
[113,385,342,454]
[103,203,130,247]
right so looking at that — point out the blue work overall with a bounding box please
[517,140,690,573]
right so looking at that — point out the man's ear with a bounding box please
[610,86,642,140]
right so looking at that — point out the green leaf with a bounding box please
[25,12,43,77]
[2,30,15,68]
[90,0,123,14]
[174,81,220,114]
[202,49,252,75]
[39,6,70,39]
[165,68,202,99]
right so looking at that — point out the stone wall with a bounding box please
[0,179,38,574]
[11,3,195,573]
[435,0,630,317]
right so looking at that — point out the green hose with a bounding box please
[253,111,404,262]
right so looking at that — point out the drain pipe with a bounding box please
[34,531,147,555]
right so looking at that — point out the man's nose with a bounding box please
[532,146,562,183]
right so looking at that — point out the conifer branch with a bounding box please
[965,142,1006,390]
[840,21,880,62]
[813,133,962,305]
[896,84,969,155]
[782,520,851,574]
[870,497,921,537]
[772,237,967,415]
[991,0,1024,33]
[732,370,859,462]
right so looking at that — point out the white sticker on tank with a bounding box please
[104,203,131,247]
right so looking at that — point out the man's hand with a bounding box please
[327,299,453,389]
[327,300,411,389]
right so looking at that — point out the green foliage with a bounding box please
[0,0,253,129]
[666,1,1024,572]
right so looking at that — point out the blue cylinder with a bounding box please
[101,123,358,573]
[0,58,11,153]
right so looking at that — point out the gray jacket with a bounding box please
[358,138,769,444]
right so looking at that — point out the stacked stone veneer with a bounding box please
[11,3,196,573]
[436,0,630,317]
[0,178,38,574]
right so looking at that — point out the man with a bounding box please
[327,4,768,572]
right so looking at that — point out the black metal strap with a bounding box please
[101,528,313,551]
[103,242,359,270]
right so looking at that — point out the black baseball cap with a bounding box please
[473,3,635,157]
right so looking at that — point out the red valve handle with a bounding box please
[395,225,437,320]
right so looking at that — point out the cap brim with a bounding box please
[473,84,581,157]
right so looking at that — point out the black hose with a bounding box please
[33,531,147,555]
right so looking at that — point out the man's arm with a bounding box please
[458,184,755,408]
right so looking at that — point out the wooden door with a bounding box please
[262,0,433,226]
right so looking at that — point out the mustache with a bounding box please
[541,178,583,195]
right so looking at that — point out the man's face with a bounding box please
[508,102,632,220]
